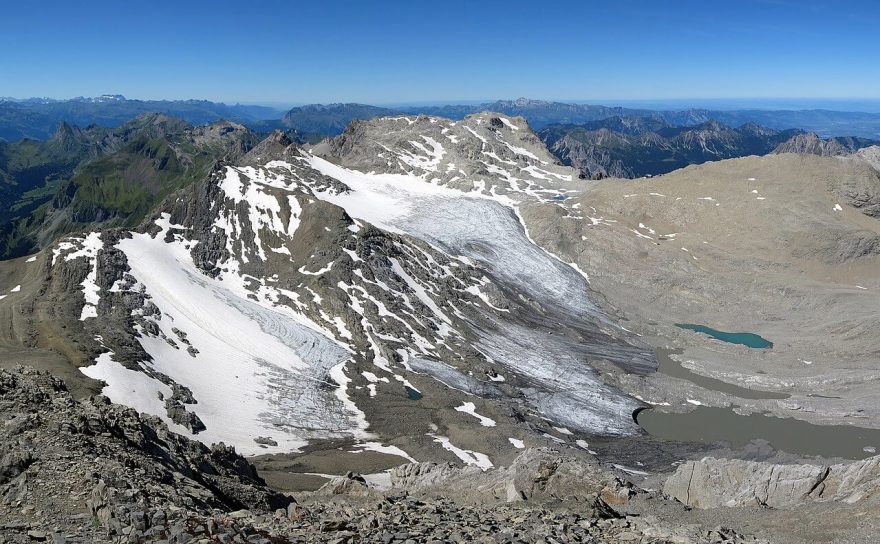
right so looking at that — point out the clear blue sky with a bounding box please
[2,0,878,105]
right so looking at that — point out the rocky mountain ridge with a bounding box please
[0,114,260,258]
[538,117,878,179]
[29,113,652,462]
[773,131,878,156]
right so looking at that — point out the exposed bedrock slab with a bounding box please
[664,455,880,508]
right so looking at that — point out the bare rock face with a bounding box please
[239,129,299,166]
[314,472,380,498]
[664,456,880,508]
[390,447,631,504]
[856,145,880,172]
[774,132,852,156]
[833,152,880,218]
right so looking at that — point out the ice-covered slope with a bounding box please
[84,216,361,454]
[52,113,652,463]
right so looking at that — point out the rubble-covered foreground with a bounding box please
[0,366,764,544]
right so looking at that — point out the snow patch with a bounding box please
[352,441,417,463]
[429,434,493,470]
[454,402,497,427]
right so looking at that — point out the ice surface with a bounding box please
[306,155,605,320]
[305,154,647,436]
[81,352,184,434]
[407,357,502,397]
[350,441,417,463]
[82,221,369,455]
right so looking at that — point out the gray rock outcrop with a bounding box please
[391,447,633,504]
[664,455,880,508]
[773,132,854,156]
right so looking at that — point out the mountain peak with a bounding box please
[51,120,84,144]
[691,119,729,132]
[513,97,544,107]
[773,132,850,156]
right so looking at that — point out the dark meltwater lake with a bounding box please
[405,386,423,400]
[637,405,880,460]
[641,348,880,459]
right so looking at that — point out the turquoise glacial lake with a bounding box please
[676,324,773,349]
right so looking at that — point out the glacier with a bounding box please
[83,217,369,455]
[73,114,653,457]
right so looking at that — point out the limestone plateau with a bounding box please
[1,110,879,544]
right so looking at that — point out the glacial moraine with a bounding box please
[657,348,789,400]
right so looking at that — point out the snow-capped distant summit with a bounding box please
[91,94,126,102]
[70,94,126,103]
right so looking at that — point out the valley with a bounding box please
[522,152,880,438]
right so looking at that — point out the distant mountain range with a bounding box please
[248,103,400,142]
[416,98,880,139]
[0,95,283,142]
[261,98,880,140]
[4,96,880,145]
[1,98,878,234]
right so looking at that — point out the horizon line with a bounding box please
[4,94,880,107]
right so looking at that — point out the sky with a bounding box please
[2,0,878,105]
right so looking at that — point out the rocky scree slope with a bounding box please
[0,366,769,544]
[0,366,289,543]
